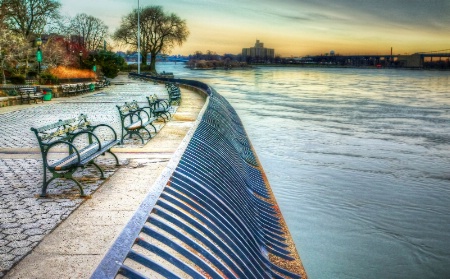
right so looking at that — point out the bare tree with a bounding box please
[1,0,61,39]
[67,13,109,51]
[41,37,74,68]
[113,6,189,73]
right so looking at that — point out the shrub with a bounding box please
[40,72,59,84]
[50,66,96,79]
[10,75,26,84]
[6,89,18,96]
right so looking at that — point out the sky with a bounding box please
[60,0,450,57]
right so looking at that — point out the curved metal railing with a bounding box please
[91,73,305,279]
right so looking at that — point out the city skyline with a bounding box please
[60,0,450,56]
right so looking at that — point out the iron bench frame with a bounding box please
[31,114,120,197]
[116,100,158,144]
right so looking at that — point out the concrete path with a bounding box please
[0,74,206,278]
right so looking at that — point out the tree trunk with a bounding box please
[140,51,147,69]
[1,59,6,85]
[149,52,157,74]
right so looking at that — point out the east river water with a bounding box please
[157,63,450,279]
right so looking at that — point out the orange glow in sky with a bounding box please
[60,0,450,56]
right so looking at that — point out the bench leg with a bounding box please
[107,151,120,166]
[120,130,125,145]
[90,161,105,179]
[69,178,86,197]
[41,169,86,197]
[150,123,157,133]
[123,130,145,144]
[40,177,56,197]
[141,127,152,140]
[41,177,85,197]
[156,113,166,123]
[136,133,145,143]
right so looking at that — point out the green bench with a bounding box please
[116,100,158,144]
[18,87,43,104]
[146,94,172,122]
[165,83,182,105]
[31,114,120,197]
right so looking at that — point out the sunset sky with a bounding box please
[60,0,450,57]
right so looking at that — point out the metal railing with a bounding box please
[91,73,303,279]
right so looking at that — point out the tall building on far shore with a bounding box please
[242,40,275,60]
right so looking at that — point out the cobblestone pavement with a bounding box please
[0,77,174,277]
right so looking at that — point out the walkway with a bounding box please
[0,74,206,278]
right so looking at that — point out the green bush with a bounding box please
[27,71,38,78]
[40,72,59,84]
[6,89,18,96]
[10,75,26,84]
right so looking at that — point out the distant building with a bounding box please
[397,54,423,68]
[242,40,274,61]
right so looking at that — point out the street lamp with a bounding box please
[36,37,42,83]
[79,51,83,69]
[137,0,140,74]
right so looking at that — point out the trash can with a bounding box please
[43,89,52,101]
[89,83,95,92]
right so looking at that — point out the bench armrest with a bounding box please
[131,108,151,122]
[69,130,102,150]
[69,130,100,144]
[89,123,119,141]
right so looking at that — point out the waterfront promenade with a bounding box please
[0,74,206,278]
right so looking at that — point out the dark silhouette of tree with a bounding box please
[206,50,217,60]
[193,51,202,60]
[66,13,109,52]
[113,6,189,73]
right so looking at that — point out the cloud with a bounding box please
[59,0,450,55]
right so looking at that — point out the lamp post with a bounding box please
[137,0,140,74]
[36,38,42,83]
[79,51,83,69]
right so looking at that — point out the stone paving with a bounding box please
[0,77,175,277]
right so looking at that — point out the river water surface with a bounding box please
[157,63,450,279]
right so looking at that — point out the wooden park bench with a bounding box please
[116,100,158,144]
[31,114,120,197]
[18,86,43,104]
